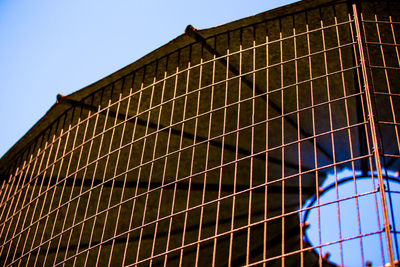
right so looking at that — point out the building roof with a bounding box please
[0,0,343,175]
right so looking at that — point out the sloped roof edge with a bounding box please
[0,0,343,175]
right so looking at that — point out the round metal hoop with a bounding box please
[302,173,400,266]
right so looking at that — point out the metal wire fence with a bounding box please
[0,0,399,266]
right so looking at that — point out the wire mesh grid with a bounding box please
[0,0,399,266]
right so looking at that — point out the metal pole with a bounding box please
[352,3,394,266]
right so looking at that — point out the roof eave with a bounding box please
[0,0,343,175]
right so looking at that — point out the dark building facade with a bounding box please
[0,0,399,266]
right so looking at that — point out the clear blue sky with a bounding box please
[0,0,296,158]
